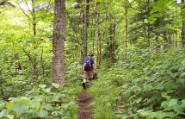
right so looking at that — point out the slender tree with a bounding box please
[15,0,37,36]
[109,23,116,65]
[124,0,129,49]
[31,0,36,36]
[83,0,89,58]
[52,0,66,87]
[95,2,101,69]
[15,0,41,79]
[181,0,185,47]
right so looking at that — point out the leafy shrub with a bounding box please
[89,48,185,119]
[0,83,80,119]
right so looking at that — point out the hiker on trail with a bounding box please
[82,53,94,84]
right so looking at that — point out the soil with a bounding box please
[77,90,93,119]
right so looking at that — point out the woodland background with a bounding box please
[1,0,185,118]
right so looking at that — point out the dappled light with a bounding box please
[0,0,185,118]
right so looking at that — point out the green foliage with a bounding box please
[0,83,80,118]
[149,0,170,24]
[0,4,82,118]
[89,48,185,119]
[129,0,180,48]
[1,0,185,118]
[88,72,120,118]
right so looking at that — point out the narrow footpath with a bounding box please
[77,90,93,119]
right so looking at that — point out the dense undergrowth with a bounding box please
[2,46,185,119]
[0,62,82,119]
[89,47,185,119]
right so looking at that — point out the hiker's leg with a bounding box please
[89,71,94,80]
[82,71,88,89]
[86,71,91,82]
[86,71,91,88]
[82,71,87,83]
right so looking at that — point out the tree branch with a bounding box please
[15,1,32,22]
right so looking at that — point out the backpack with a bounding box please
[84,58,93,71]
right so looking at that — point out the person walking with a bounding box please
[82,53,94,89]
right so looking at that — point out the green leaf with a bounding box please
[178,65,185,71]
[168,99,178,107]
[35,95,45,102]
[167,70,175,78]
[132,78,140,83]
[0,101,6,109]
[39,84,47,89]
[63,104,69,110]
[51,94,61,102]
[182,99,185,105]
[161,101,168,109]
[164,82,175,90]
[0,109,6,117]
[155,111,175,118]
[43,88,51,93]
[121,115,128,119]
[52,83,60,88]
[12,101,29,115]
[137,109,152,117]
[143,84,153,91]
[7,115,15,119]
[138,110,175,118]
[161,92,171,100]
[38,110,48,118]
[136,97,142,104]
[44,104,53,111]
[180,72,185,77]
[173,105,184,114]
[30,100,40,109]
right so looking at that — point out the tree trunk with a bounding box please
[109,24,116,65]
[124,2,128,49]
[163,31,170,50]
[52,0,66,88]
[147,0,151,46]
[153,0,161,52]
[41,48,45,77]
[32,0,37,36]
[23,48,38,80]
[95,5,101,69]
[181,2,185,47]
[83,0,89,58]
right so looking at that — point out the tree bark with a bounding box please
[95,4,101,69]
[147,0,151,46]
[32,0,37,36]
[181,0,185,47]
[109,24,116,65]
[124,1,128,49]
[23,48,38,80]
[82,0,89,58]
[52,0,66,88]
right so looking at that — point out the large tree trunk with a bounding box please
[52,0,66,88]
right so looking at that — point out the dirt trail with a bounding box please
[77,90,93,119]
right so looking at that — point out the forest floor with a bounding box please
[77,90,93,119]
